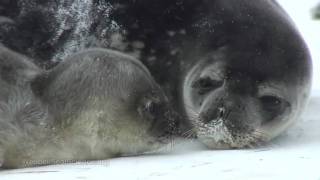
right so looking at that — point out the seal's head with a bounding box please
[39,49,181,156]
[181,0,312,149]
[183,47,310,149]
[136,88,181,146]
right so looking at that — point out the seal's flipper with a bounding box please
[0,44,42,85]
[0,45,52,169]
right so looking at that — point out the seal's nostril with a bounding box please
[201,106,226,124]
[218,107,225,118]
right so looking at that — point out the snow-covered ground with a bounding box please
[0,0,319,179]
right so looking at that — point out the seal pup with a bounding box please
[0,47,180,168]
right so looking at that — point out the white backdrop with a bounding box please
[277,0,320,93]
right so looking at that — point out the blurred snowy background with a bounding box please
[277,0,320,94]
[0,0,319,179]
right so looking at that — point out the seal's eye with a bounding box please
[140,100,163,121]
[192,77,223,95]
[259,95,290,123]
[146,101,157,115]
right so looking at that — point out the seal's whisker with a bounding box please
[181,129,196,139]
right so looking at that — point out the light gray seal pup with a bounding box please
[0,47,180,168]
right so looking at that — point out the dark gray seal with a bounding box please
[0,47,180,168]
[104,0,312,148]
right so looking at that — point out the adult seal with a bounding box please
[0,47,180,168]
[0,0,312,149]
[101,0,312,148]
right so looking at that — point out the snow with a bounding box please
[0,0,320,179]
[276,0,320,92]
[53,0,94,61]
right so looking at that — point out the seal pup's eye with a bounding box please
[138,99,162,122]
[192,77,223,95]
[259,95,290,123]
[146,101,158,115]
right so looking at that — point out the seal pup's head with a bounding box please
[39,48,181,156]
[181,0,312,149]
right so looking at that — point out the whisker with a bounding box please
[249,129,281,148]
[181,129,196,139]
